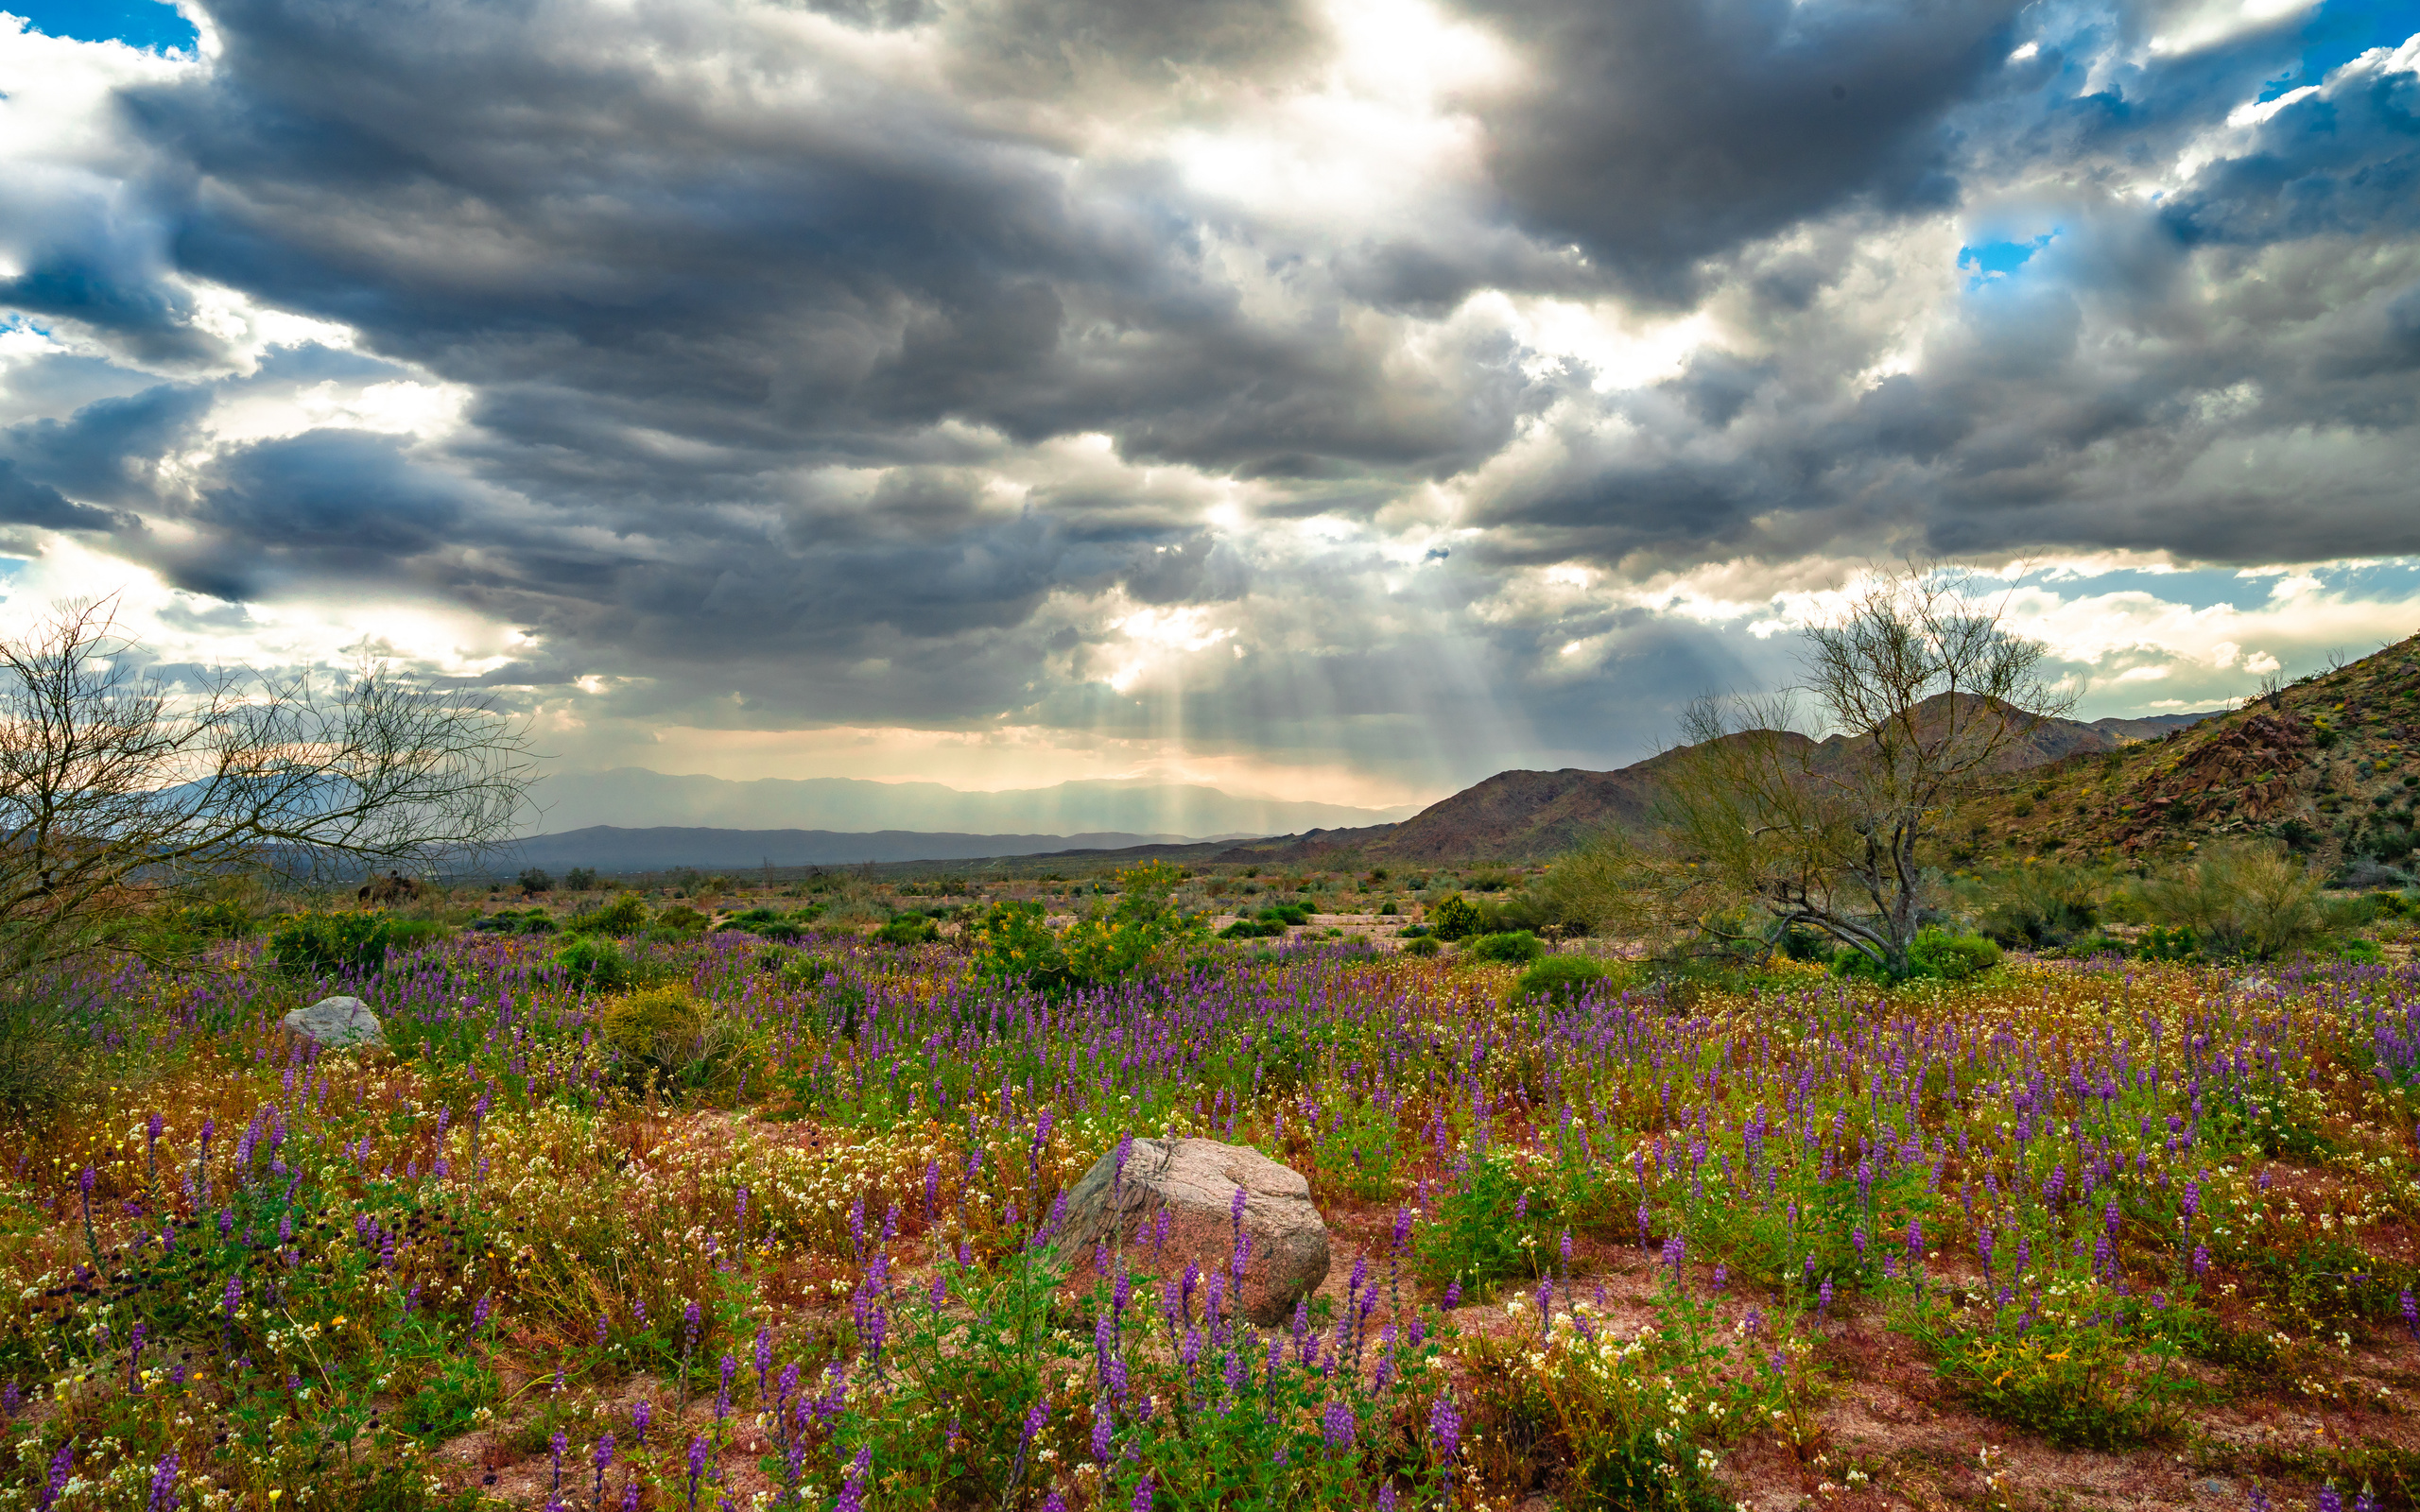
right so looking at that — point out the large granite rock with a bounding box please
[283,996,385,1050]
[1060,1137,1329,1326]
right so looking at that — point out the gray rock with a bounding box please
[283,995,385,1050]
[1059,1137,1329,1325]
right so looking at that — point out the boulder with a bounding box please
[1059,1137,1328,1325]
[283,995,385,1050]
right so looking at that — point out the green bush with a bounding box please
[1512,954,1614,1004]
[2136,841,2326,959]
[553,935,634,990]
[1414,1149,1547,1299]
[1974,860,2102,948]
[2135,924,2202,962]
[1907,929,2002,981]
[1218,918,1286,939]
[1427,893,1482,940]
[563,890,650,936]
[1462,930,1545,964]
[873,914,941,947]
[468,908,555,936]
[1401,936,1443,956]
[268,911,448,978]
[968,861,1205,993]
[0,993,101,1109]
[595,986,761,1095]
[652,903,711,935]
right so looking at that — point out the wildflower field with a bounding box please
[9,930,2420,1512]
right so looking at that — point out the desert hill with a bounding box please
[1976,631,2420,873]
[1220,702,2229,867]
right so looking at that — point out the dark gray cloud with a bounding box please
[1,0,2416,794]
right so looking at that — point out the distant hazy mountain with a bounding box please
[529,770,1415,838]
[499,826,1204,874]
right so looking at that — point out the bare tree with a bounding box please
[1653,570,2074,975]
[0,600,534,988]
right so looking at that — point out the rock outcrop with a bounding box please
[1059,1137,1328,1325]
[282,995,385,1050]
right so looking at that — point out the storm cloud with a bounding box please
[0,0,2415,801]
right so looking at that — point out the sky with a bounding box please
[0,0,2416,817]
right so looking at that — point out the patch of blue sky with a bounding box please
[7,0,197,51]
[2257,0,2420,101]
[1957,232,2056,291]
[1999,558,2420,616]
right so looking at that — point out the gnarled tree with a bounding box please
[1653,572,2073,974]
[0,600,535,990]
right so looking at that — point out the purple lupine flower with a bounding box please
[1131,1475,1154,1512]
[2401,1290,2417,1342]
[145,1450,180,1512]
[1429,1389,1462,1461]
[683,1435,709,1512]
[2355,1486,2379,1512]
[1443,1279,1461,1310]
[632,1399,651,1446]
[2318,1485,2342,1512]
[1377,1485,1397,1512]
[37,1441,72,1512]
[1093,1401,1115,1461]
[593,1432,616,1508]
[1818,1276,1834,1319]
[1322,1400,1356,1450]
[550,1428,567,1495]
[835,1447,873,1512]
[717,1355,735,1419]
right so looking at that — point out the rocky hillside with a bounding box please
[1977,631,2420,872]
[1222,702,2229,867]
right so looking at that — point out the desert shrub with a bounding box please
[468,908,555,936]
[969,862,1204,992]
[1897,1276,2189,1450]
[564,891,649,936]
[1512,954,1613,1005]
[2135,924,2202,961]
[0,991,103,1109]
[873,913,940,947]
[1402,935,1443,956]
[1427,893,1483,941]
[151,899,257,940]
[1257,902,1311,926]
[268,911,447,978]
[1218,918,1285,939]
[1414,1148,1548,1298]
[562,867,599,891]
[553,935,634,990]
[1464,1280,1789,1512]
[652,903,711,935]
[2137,841,2326,959]
[1906,929,2001,981]
[1974,860,2103,948]
[1462,930,1545,965]
[596,986,758,1094]
[723,904,824,941]
[517,868,553,895]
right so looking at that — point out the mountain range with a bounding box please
[494,826,1210,875]
[527,769,1414,838]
